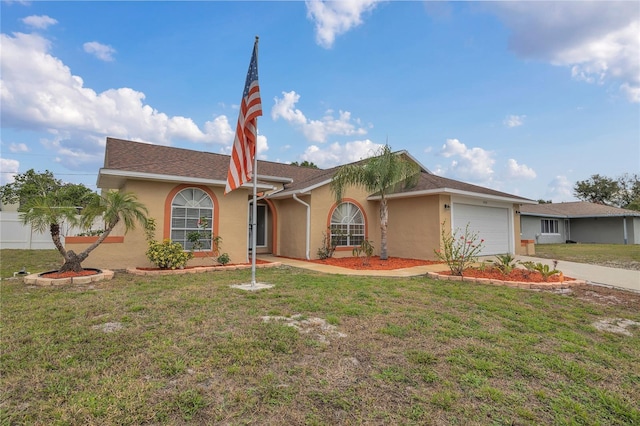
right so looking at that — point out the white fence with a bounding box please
[0,212,86,250]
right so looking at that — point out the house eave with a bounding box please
[521,212,640,219]
[367,187,536,204]
[267,178,333,199]
[98,169,273,191]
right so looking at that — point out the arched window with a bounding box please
[171,188,213,250]
[330,202,365,246]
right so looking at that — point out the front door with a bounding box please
[248,203,269,253]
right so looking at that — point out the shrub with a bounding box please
[490,254,518,275]
[217,253,231,266]
[434,221,484,276]
[521,261,560,281]
[353,240,375,265]
[146,239,193,270]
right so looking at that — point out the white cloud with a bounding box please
[437,138,495,184]
[83,41,116,62]
[306,0,380,48]
[544,175,575,202]
[8,142,29,153]
[272,90,367,143]
[490,2,640,102]
[22,15,58,30]
[0,32,236,170]
[300,139,383,168]
[503,114,525,128]
[0,158,20,185]
[505,158,536,180]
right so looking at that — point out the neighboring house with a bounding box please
[520,202,640,245]
[66,137,536,269]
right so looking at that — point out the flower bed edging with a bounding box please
[126,262,282,276]
[23,270,114,287]
[426,271,585,289]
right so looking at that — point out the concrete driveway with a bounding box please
[516,255,640,293]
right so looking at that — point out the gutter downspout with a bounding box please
[292,193,311,260]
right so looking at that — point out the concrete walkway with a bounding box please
[257,255,446,277]
[516,256,639,293]
[258,255,640,293]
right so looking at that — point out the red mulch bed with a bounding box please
[440,267,573,283]
[135,259,269,271]
[40,270,99,279]
[309,256,443,270]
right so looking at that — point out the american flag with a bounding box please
[225,39,262,194]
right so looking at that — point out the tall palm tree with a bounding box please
[330,144,419,260]
[21,190,148,272]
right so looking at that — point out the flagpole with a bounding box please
[250,37,259,288]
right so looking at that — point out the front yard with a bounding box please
[1,250,639,424]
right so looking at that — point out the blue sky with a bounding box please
[1,1,638,202]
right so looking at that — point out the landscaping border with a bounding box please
[126,262,281,276]
[23,270,115,286]
[425,271,586,289]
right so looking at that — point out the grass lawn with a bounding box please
[534,243,640,270]
[2,250,640,425]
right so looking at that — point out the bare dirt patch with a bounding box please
[546,285,640,308]
[592,318,640,336]
[262,315,347,344]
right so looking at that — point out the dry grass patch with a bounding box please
[2,250,640,425]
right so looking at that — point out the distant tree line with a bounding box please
[573,173,640,211]
[290,160,319,169]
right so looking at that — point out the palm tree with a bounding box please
[21,190,148,272]
[330,144,419,260]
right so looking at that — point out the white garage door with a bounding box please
[452,204,510,255]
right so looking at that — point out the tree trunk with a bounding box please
[380,198,388,260]
[57,219,119,272]
[58,250,87,273]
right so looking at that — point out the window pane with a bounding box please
[171,188,214,252]
[330,202,365,246]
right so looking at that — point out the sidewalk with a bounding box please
[257,255,445,277]
[258,255,640,293]
[516,256,639,293]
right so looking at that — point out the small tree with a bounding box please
[330,144,419,260]
[21,190,148,273]
[434,221,485,276]
[1,169,96,212]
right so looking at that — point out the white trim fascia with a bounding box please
[98,169,273,190]
[256,174,293,184]
[267,178,333,199]
[397,150,431,173]
[367,187,536,204]
[521,212,640,219]
[520,213,568,219]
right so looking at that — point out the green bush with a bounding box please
[146,239,193,270]
[434,221,484,276]
[217,253,231,266]
[491,254,518,275]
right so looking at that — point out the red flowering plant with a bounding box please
[434,221,485,276]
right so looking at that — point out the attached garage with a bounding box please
[452,203,512,255]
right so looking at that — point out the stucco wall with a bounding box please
[308,185,380,259]
[274,197,309,259]
[386,194,446,260]
[570,217,630,244]
[65,180,252,269]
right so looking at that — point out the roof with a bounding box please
[98,137,533,203]
[367,171,534,204]
[520,201,640,218]
[98,137,324,189]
